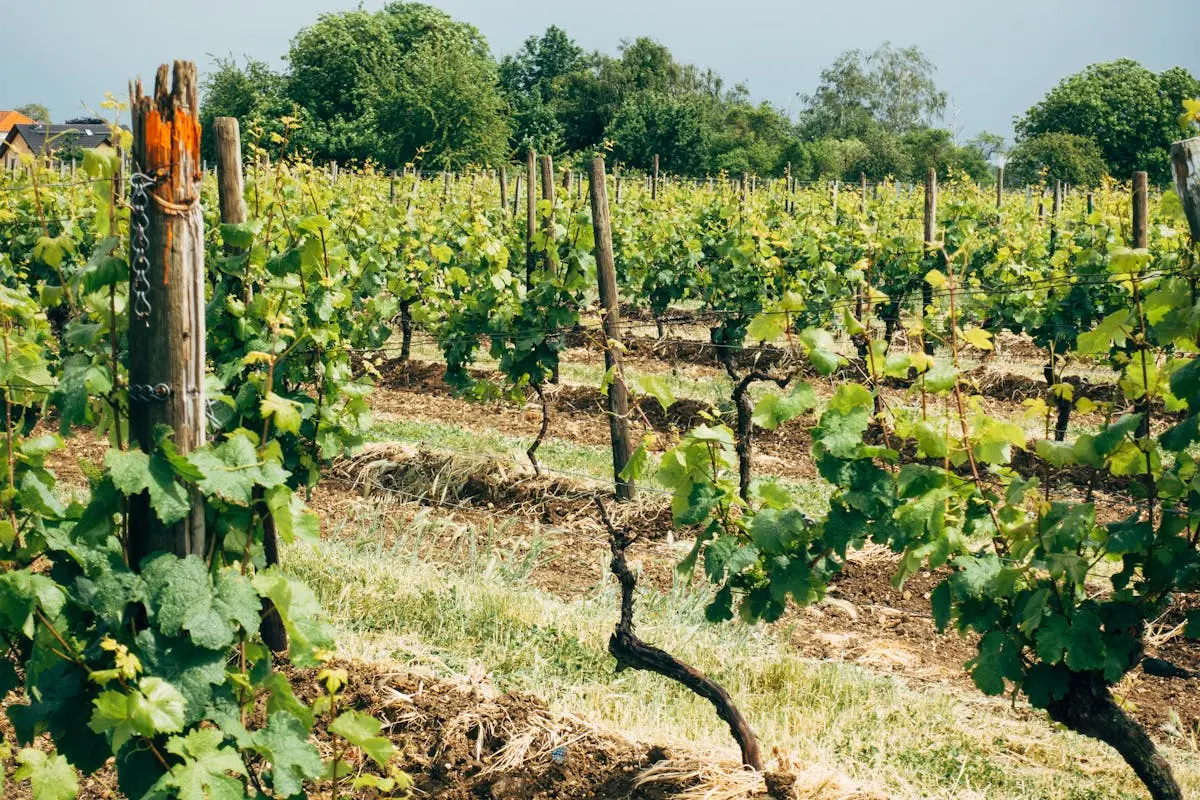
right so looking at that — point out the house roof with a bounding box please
[0,110,34,133]
[8,123,116,153]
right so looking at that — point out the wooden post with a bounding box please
[740,172,748,206]
[1132,171,1149,248]
[1170,138,1200,242]
[616,173,623,204]
[562,167,572,197]
[860,172,868,216]
[832,179,840,225]
[922,167,937,356]
[539,153,556,273]
[1087,191,1094,216]
[1050,179,1062,254]
[213,118,246,231]
[996,166,1004,209]
[525,149,537,289]
[512,172,521,218]
[389,171,397,205]
[651,153,659,200]
[127,61,207,565]
[588,157,635,501]
[442,169,450,199]
[499,166,508,215]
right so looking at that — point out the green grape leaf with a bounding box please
[252,568,335,667]
[153,728,246,800]
[265,486,320,545]
[968,631,1023,696]
[14,749,78,800]
[89,678,186,752]
[253,712,323,798]
[752,383,815,430]
[262,392,303,435]
[329,710,394,768]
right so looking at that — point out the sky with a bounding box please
[1,0,1197,143]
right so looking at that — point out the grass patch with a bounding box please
[289,503,1200,800]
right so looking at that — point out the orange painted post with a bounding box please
[127,61,208,564]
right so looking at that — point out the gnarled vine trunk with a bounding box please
[1046,671,1182,800]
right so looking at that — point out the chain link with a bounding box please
[128,383,171,403]
[129,172,156,324]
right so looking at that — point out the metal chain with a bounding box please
[129,172,156,324]
[128,383,171,403]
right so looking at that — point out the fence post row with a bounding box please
[127,61,208,565]
[588,157,635,501]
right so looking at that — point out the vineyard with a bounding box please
[2,62,1200,800]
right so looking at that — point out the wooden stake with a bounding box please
[1132,171,1149,248]
[389,171,397,205]
[588,158,635,500]
[1170,138,1200,241]
[127,61,207,564]
[922,167,938,356]
[539,154,556,274]
[213,118,245,231]
[1050,179,1062,254]
[652,153,659,200]
[526,149,536,289]
[996,165,1004,209]
[860,172,868,217]
[832,179,840,225]
[499,166,508,215]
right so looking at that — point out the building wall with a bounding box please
[1,134,32,171]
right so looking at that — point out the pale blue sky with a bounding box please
[2,0,1196,142]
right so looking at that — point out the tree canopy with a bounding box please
[197,10,1184,184]
[1015,60,1200,183]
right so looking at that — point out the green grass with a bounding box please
[288,504,1200,800]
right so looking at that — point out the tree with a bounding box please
[607,92,708,175]
[1016,60,1200,183]
[902,128,989,182]
[1005,132,1107,187]
[199,57,291,163]
[14,103,50,123]
[967,131,1005,163]
[284,2,498,165]
[377,36,511,168]
[799,43,947,139]
[499,26,586,153]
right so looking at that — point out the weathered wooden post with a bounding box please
[389,170,397,205]
[499,166,508,215]
[860,172,868,217]
[652,153,659,200]
[526,149,537,289]
[213,113,287,652]
[1050,179,1062,254]
[512,172,521,218]
[996,165,1004,209]
[213,117,246,231]
[589,157,635,501]
[539,154,556,272]
[1171,138,1200,242]
[922,167,938,356]
[127,61,208,565]
[1132,171,1149,249]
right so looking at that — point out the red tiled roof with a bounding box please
[0,110,35,132]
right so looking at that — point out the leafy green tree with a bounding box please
[14,103,50,123]
[607,92,708,175]
[799,43,947,138]
[1016,60,1200,182]
[377,36,511,168]
[708,99,796,177]
[499,26,586,153]
[199,57,292,163]
[1006,132,1107,187]
[902,128,990,182]
[284,2,500,166]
